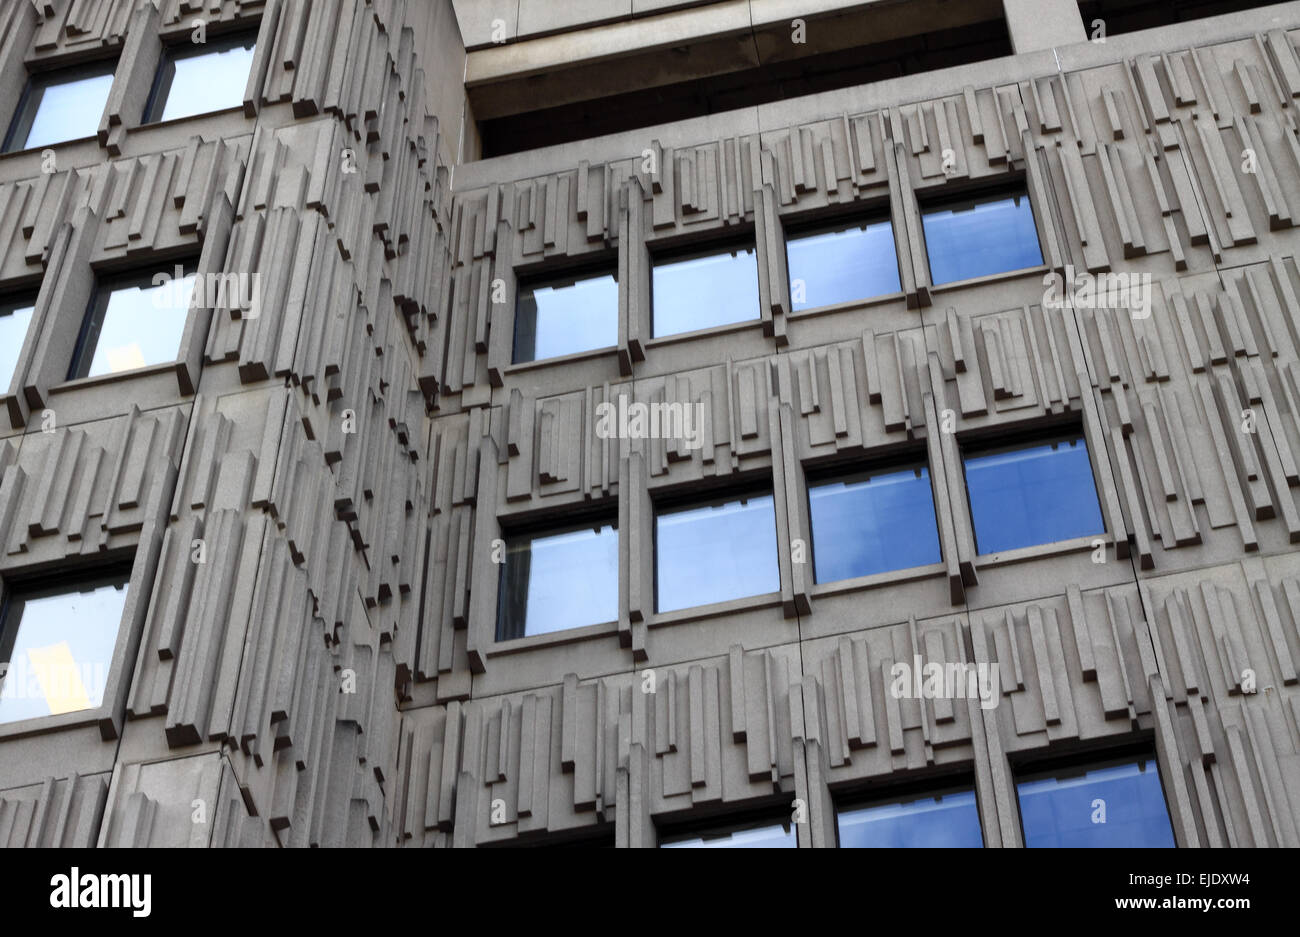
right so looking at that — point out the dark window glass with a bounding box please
[655,492,779,613]
[0,571,129,724]
[963,434,1104,554]
[837,785,983,848]
[660,815,796,848]
[0,297,36,391]
[513,269,618,363]
[922,190,1042,285]
[652,245,759,338]
[69,267,197,380]
[787,217,900,310]
[4,62,116,153]
[496,521,618,641]
[1016,756,1176,848]
[808,464,941,583]
[145,34,257,124]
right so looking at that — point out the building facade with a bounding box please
[0,0,1298,847]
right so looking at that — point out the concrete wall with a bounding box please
[0,0,1298,847]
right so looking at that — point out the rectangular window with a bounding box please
[4,62,117,153]
[145,33,257,124]
[0,569,129,724]
[660,814,796,848]
[655,491,779,613]
[808,462,941,583]
[496,520,618,641]
[837,784,984,848]
[786,216,900,311]
[922,188,1042,285]
[513,268,618,364]
[69,266,197,380]
[0,296,37,391]
[963,432,1105,554]
[652,244,760,338]
[1016,754,1176,847]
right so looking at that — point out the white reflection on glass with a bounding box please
[837,788,983,847]
[20,70,115,150]
[661,818,796,848]
[157,40,256,123]
[655,494,779,613]
[80,273,196,379]
[787,219,900,310]
[652,247,760,338]
[497,524,618,640]
[514,272,618,363]
[0,302,36,391]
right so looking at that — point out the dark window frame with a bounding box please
[649,237,761,339]
[511,259,620,365]
[3,59,119,154]
[68,260,199,381]
[142,30,258,125]
[494,509,619,642]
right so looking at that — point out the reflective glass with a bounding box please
[964,435,1104,554]
[837,787,983,848]
[0,574,128,724]
[8,66,115,152]
[922,191,1042,285]
[809,465,941,583]
[787,218,900,310]
[496,523,618,640]
[652,246,760,337]
[655,493,779,613]
[661,817,796,848]
[150,36,257,123]
[1017,758,1176,848]
[0,300,36,391]
[514,270,618,363]
[72,271,196,379]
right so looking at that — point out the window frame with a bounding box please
[804,452,943,585]
[649,238,762,340]
[67,261,200,382]
[0,559,135,736]
[2,59,119,154]
[783,207,902,313]
[919,180,1045,287]
[511,261,620,366]
[493,511,620,643]
[959,424,1106,556]
[142,30,259,126]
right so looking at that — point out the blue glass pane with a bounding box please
[787,220,900,310]
[22,70,115,150]
[159,41,256,122]
[922,193,1042,285]
[83,273,196,378]
[809,466,941,583]
[1017,759,1176,848]
[661,820,796,848]
[0,303,36,391]
[656,494,779,613]
[497,524,618,640]
[514,272,618,363]
[837,788,983,847]
[964,436,1104,554]
[652,247,760,337]
[0,578,128,724]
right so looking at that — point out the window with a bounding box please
[1016,754,1176,847]
[513,268,618,364]
[4,62,117,153]
[837,784,984,848]
[0,570,129,724]
[786,216,900,311]
[655,491,779,613]
[69,266,197,380]
[963,433,1104,554]
[808,462,941,583]
[660,814,797,848]
[0,296,36,391]
[652,245,759,338]
[922,188,1042,285]
[496,520,618,641]
[144,33,257,124]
